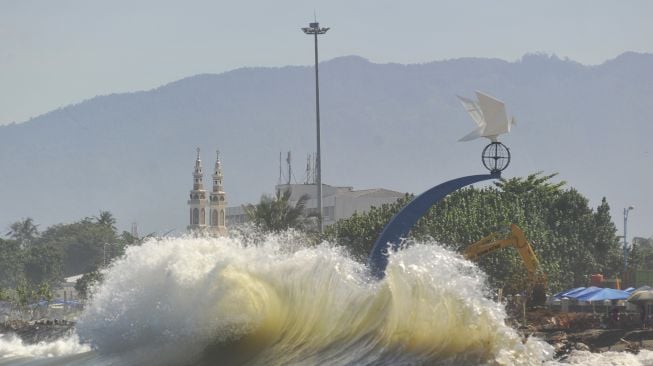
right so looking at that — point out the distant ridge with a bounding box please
[0,52,651,236]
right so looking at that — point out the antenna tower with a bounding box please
[305,154,312,184]
[131,222,139,238]
[278,152,283,184]
[286,151,292,185]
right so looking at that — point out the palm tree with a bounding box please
[494,171,566,196]
[243,189,313,232]
[6,217,39,248]
[95,211,117,231]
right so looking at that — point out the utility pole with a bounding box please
[624,206,635,274]
[302,20,329,232]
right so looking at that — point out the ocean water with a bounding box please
[1,232,651,365]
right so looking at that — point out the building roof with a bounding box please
[226,183,406,217]
[274,183,404,200]
[341,188,406,199]
[64,274,84,284]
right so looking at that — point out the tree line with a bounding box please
[322,173,627,293]
[247,172,639,294]
[0,211,142,305]
[2,172,649,304]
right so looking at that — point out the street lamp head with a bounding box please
[302,22,329,35]
[628,206,635,211]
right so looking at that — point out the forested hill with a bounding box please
[0,52,651,235]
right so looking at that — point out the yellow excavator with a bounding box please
[463,224,547,306]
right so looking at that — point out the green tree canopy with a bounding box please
[95,210,117,231]
[629,237,653,271]
[0,238,23,288]
[494,172,566,196]
[22,244,63,286]
[6,217,39,249]
[37,218,120,276]
[0,211,140,304]
[75,270,104,300]
[326,172,622,293]
[244,189,314,233]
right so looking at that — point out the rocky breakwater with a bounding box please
[0,320,75,344]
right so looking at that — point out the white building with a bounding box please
[227,183,406,227]
[52,274,83,301]
[188,149,227,235]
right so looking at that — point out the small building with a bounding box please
[53,274,83,301]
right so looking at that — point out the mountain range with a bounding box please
[0,52,651,237]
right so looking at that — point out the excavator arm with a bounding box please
[463,224,546,305]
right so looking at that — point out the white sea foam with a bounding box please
[4,232,652,365]
[550,349,653,365]
[73,232,554,365]
[0,333,89,359]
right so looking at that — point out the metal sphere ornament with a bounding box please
[481,142,511,173]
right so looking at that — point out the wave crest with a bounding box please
[72,233,552,365]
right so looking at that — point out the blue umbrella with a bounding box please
[575,288,630,302]
[565,286,602,299]
[554,287,586,299]
[50,299,83,307]
[27,300,49,309]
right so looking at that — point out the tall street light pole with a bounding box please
[624,205,635,274]
[302,21,329,233]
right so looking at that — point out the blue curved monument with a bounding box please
[367,172,501,279]
[366,91,516,280]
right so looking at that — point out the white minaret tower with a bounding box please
[209,150,227,236]
[188,148,208,232]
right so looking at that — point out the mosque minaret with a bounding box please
[209,150,227,236]
[188,148,228,235]
[188,148,227,236]
[188,148,208,231]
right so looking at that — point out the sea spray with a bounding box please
[547,350,653,365]
[0,334,89,359]
[9,232,650,365]
[73,232,552,365]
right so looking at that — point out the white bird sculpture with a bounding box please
[457,91,515,142]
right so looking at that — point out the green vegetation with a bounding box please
[74,270,104,300]
[325,172,625,293]
[629,237,653,271]
[6,217,40,249]
[244,189,317,233]
[235,172,643,294]
[0,173,646,303]
[0,211,143,305]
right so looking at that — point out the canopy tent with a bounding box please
[50,299,82,307]
[554,287,586,299]
[564,286,602,299]
[27,299,83,309]
[27,300,49,309]
[575,288,630,302]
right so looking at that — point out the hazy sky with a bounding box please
[1,0,652,125]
